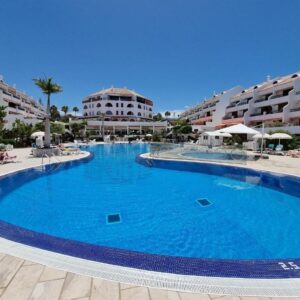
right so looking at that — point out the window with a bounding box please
[138,104,142,109]
[105,103,113,107]
[121,103,124,108]
[127,111,134,116]
[84,112,88,116]
[116,111,119,115]
[127,103,134,108]
[121,111,124,115]
[84,105,88,109]
[137,112,141,116]
[97,111,101,115]
[106,110,113,115]
[96,103,101,107]
[116,103,119,107]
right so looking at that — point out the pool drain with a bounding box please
[196,199,211,207]
[106,213,122,224]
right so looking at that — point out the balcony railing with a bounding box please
[290,107,300,112]
[226,103,237,109]
[254,98,267,103]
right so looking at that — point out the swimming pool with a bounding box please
[181,151,247,161]
[1,144,300,279]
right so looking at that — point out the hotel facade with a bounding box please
[82,87,167,135]
[180,71,300,134]
[0,76,46,129]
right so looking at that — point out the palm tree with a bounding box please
[33,77,62,148]
[98,112,106,138]
[61,105,69,116]
[72,106,79,116]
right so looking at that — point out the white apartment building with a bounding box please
[180,86,243,131]
[0,76,46,129]
[223,72,300,134]
[82,87,153,121]
[181,71,300,134]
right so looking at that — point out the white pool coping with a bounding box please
[1,148,300,296]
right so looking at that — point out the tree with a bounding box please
[33,77,62,148]
[72,106,79,116]
[12,120,33,147]
[165,111,171,117]
[70,122,86,139]
[61,105,69,116]
[0,106,7,135]
[50,105,61,121]
[153,113,162,121]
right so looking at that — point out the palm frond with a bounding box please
[33,77,63,95]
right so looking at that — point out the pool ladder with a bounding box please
[40,154,63,173]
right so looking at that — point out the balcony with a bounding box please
[249,112,283,122]
[191,116,212,125]
[220,117,244,126]
[226,103,237,109]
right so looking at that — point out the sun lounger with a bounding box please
[0,152,17,164]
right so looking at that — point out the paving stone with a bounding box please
[121,286,150,300]
[0,255,24,288]
[180,292,211,300]
[241,297,270,300]
[90,278,119,300]
[0,264,43,300]
[23,260,38,266]
[209,295,240,300]
[149,288,181,300]
[60,273,91,300]
[39,266,67,281]
[29,278,64,300]
[120,282,138,290]
[0,253,6,261]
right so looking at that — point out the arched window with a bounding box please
[137,112,141,116]
[84,105,88,109]
[127,103,134,108]
[106,110,113,115]
[127,111,134,116]
[84,112,88,116]
[149,108,152,111]
[273,80,278,85]
[291,74,298,78]
[96,103,101,107]
[97,111,101,115]
[105,103,113,107]
[149,114,152,118]
[138,104,142,109]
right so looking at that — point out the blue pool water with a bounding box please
[182,151,246,161]
[1,144,300,260]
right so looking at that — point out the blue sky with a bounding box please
[0,0,300,113]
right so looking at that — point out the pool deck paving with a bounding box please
[0,147,300,299]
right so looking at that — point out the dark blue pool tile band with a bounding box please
[1,152,300,279]
[136,155,300,199]
[1,219,300,279]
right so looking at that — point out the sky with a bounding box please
[0,0,300,114]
